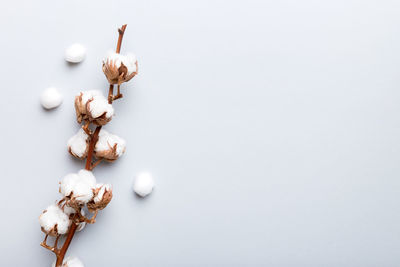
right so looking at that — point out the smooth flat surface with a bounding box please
[1,0,400,266]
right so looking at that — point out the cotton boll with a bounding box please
[88,183,113,212]
[60,170,97,204]
[74,90,114,125]
[67,129,89,159]
[105,51,137,75]
[52,256,84,267]
[102,51,138,84]
[94,130,126,161]
[65,43,86,63]
[93,183,111,203]
[39,204,70,236]
[133,172,155,197]
[41,87,63,109]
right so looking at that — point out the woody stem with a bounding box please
[116,24,127,53]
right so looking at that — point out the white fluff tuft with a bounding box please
[65,43,86,63]
[67,129,89,158]
[52,256,84,267]
[95,130,126,156]
[39,204,70,235]
[104,51,137,74]
[60,170,97,203]
[41,87,63,109]
[133,172,155,197]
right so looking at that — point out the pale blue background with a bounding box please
[0,0,400,266]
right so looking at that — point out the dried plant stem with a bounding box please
[116,24,127,54]
[53,24,128,267]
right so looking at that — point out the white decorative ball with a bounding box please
[133,172,155,197]
[65,43,86,63]
[40,87,63,109]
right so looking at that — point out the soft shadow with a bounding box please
[133,189,154,201]
[65,61,81,67]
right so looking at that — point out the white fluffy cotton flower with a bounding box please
[102,51,138,85]
[74,90,114,125]
[60,169,97,204]
[87,183,113,212]
[67,128,89,159]
[94,130,126,161]
[133,172,155,197]
[105,51,137,75]
[94,183,112,203]
[39,204,71,236]
[65,43,86,63]
[40,87,63,109]
[52,256,84,267]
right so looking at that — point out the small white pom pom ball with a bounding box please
[40,87,63,109]
[133,172,155,197]
[65,43,86,63]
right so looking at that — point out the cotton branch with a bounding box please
[38,24,136,267]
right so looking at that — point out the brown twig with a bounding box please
[116,24,127,54]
